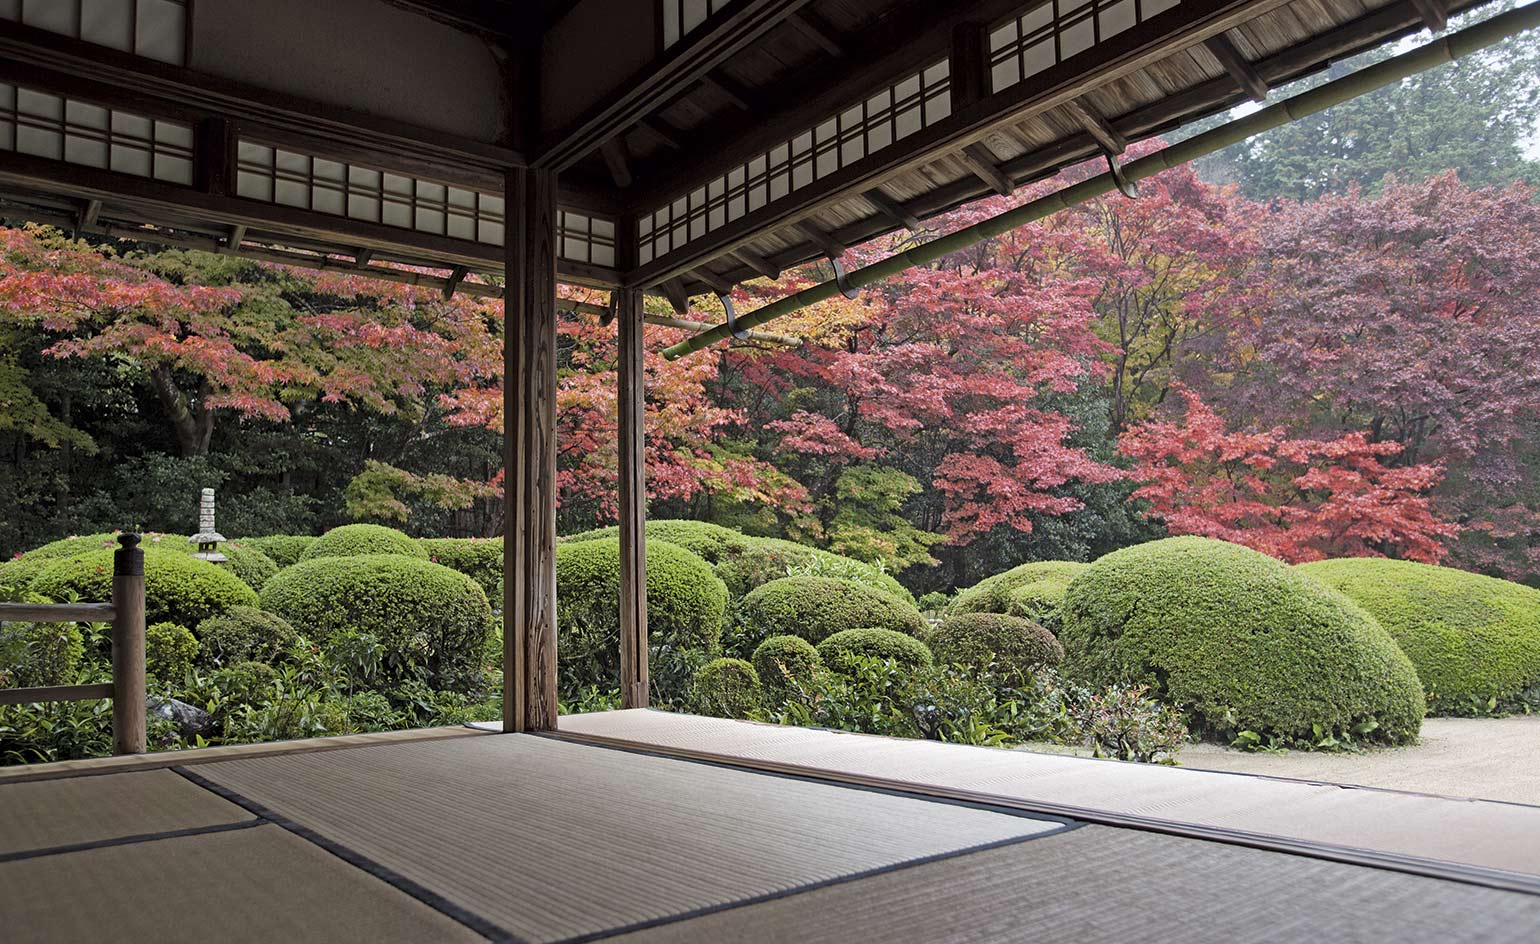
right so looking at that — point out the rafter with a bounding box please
[791,220,848,258]
[786,10,845,56]
[1410,0,1450,31]
[960,143,1014,196]
[601,137,634,188]
[1203,33,1270,102]
[861,188,922,230]
[730,247,782,280]
[1063,99,1128,154]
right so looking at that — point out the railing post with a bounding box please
[111,533,146,755]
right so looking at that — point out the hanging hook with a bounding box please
[719,292,750,341]
[830,256,860,299]
[1104,148,1139,199]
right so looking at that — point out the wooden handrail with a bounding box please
[0,602,116,622]
[0,683,115,706]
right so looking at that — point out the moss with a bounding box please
[1299,557,1540,715]
[259,555,490,690]
[817,627,933,673]
[949,561,1089,617]
[195,606,299,667]
[691,657,761,718]
[751,635,821,694]
[238,535,316,568]
[300,524,426,561]
[1060,537,1424,745]
[0,621,85,687]
[28,548,258,629]
[146,621,199,680]
[739,576,925,647]
[421,538,503,603]
[929,612,1063,675]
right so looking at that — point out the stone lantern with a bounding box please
[188,487,227,563]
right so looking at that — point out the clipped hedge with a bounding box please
[751,635,821,693]
[1060,537,1424,745]
[196,606,299,667]
[739,576,925,647]
[1299,558,1540,714]
[239,535,316,568]
[29,548,258,629]
[146,622,198,680]
[817,627,933,673]
[1004,580,1075,634]
[300,524,426,561]
[5,531,278,592]
[929,612,1063,675]
[691,658,761,718]
[555,538,727,696]
[422,538,503,603]
[950,561,1089,617]
[563,520,749,564]
[259,554,491,690]
[0,621,84,687]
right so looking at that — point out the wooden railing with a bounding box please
[0,533,146,755]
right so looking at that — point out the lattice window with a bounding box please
[559,211,617,268]
[661,0,729,50]
[0,82,193,184]
[235,142,507,247]
[988,0,1180,92]
[0,0,188,65]
[637,61,951,265]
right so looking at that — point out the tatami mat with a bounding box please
[0,768,253,859]
[189,733,1067,943]
[608,825,1540,944]
[0,824,485,944]
[549,710,1540,879]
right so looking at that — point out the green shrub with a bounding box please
[917,591,950,613]
[239,535,316,568]
[0,621,85,687]
[259,555,490,690]
[563,519,749,564]
[1060,537,1424,745]
[421,538,503,603]
[691,657,761,718]
[7,532,277,592]
[818,627,933,673]
[929,612,1064,675]
[1298,558,1540,715]
[751,635,821,694]
[1076,684,1188,763]
[195,606,299,667]
[950,561,1089,616]
[300,524,426,561]
[556,538,727,700]
[146,622,198,680]
[29,548,258,629]
[1004,579,1075,634]
[219,544,279,591]
[739,576,924,648]
[211,661,279,707]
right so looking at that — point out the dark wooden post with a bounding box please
[111,533,146,755]
[616,288,650,708]
[503,166,561,733]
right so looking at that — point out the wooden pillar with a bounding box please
[616,288,650,708]
[111,533,146,755]
[503,166,560,732]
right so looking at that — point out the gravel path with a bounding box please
[1178,715,1540,806]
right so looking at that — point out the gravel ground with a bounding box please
[1177,714,1540,806]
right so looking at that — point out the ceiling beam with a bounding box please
[662,278,691,314]
[634,118,683,151]
[1203,33,1270,102]
[1410,0,1450,31]
[692,267,737,295]
[786,10,845,57]
[730,247,781,280]
[861,187,922,230]
[960,143,1014,196]
[791,220,848,258]
[1063,99,1128,154]
[600,137,634,188]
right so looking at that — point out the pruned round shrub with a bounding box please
[752,635,821,694]
[950,561,1089,616]
[817,627,933,673]
[1298,557,1540,715]
[929,612,1063,675]
[259,554,490,690]
[1004,579,1075,635]
[691,657,761,718]
[422,538,503,603]
[739,576,924,647]
[146,621,198,680]
[563,519,749,564]
[29,548,258,629]
[300,524,426,562]
[212,661,279,707]
[0,621,84,687]
[7,531,277,592]
[220,544,279,591]
[1060,537,1424,745]
[556,538,727,698]
[195,606,299,667]
[238,535,316,568]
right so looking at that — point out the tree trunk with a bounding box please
[149,365,214,457]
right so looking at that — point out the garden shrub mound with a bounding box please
[196,606,299,667]
[259,554,491,690]
[555,538,727,697]
[929,613,1064,675]
[5,531,279,592]
[0,621,84,687]
[950,561,1089,617]
[1298,557,1540,714]
[691,657,761,718]
[29,547,258,629]
[563,519,749,565]
[422,538,503,603]
[239,535,316,568]
[146,622,198,680]
[1060,537,1424,745]
[817,627,933,673]
[300,524,426,561]
[739,576,925,647]
[751,635,821,693]
[1004,581,1075,634]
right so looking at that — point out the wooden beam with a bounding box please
[787,10,845,56]
[861,188,922,230]
[949,22,989,108]
[503,166,560,733]
[1204,33,1270,102]
[600,137,634,188]
[692,268,736,295]
[791,220,847,258]
[960,142,1014,196]
[634,118,683,151]
[1410,0,1449,31]
[0,683,115,706]
[616,287,649,709]
[730,247,781,280]
[700,73,756,112]
[77,198,102,229]
[1063,99,1128,154]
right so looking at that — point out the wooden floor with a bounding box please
[4,714,1540,943]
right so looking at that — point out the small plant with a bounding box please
[1076,684,1188,764]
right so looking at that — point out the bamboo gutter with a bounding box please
[662,1,1540,359]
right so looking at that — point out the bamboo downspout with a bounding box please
[662,2,1540,359]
